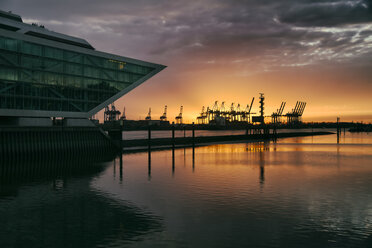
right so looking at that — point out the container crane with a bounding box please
[271,102,286,124]
[285,101,306,124]
[145,108,151,121]
[175,106,183,124]
[160,105,167,121]
[242,97,255,123]
[197,106,207,124]
[120,107,126,120]
[104,103,121,122]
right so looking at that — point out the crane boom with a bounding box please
[248,97,255,113]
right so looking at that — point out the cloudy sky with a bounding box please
[1,0,372,122]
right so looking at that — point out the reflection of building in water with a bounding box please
[0,160,162,247]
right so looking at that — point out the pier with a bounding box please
[119,128,333,152]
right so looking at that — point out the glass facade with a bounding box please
[0,35,155,113]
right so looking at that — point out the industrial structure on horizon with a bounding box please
[196,94,306,126]
[102,93,306,127]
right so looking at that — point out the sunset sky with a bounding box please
[1,0,371,123]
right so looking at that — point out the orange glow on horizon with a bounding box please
[96,61,372,124]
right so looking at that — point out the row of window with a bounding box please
[0,96,100,112]
[0,36,154,74]
[0,52,144,83]
[0,68,132,92]
[0,81,118,100]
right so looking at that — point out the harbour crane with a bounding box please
[285,101,306,124]
[271,102,286,124]
[242,97,255,123]
[235,104,241,122]
[120,107,126,120]
[175,106,183,124]
[220,102,226,119]
[230,103,236,122]
[197,106,207,124]
[104,103,121,122]
[160,105,167,121]
[145,108,151,121]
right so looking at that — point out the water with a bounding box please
[1,131,372,247]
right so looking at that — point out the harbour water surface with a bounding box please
[1,131,372,247]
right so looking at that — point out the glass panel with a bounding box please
[84,55,103,67]
[21,55,43,69]
[0,68,17,80]
[0,36,18,51]
[45,46,63,59]
[84,66,100,78]
[21,41,42,56]
[44,59,63,73]
[66,63,83,76]
[65,51,82,63]
[0,51,18,66]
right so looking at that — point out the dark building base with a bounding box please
[0,126,119,163]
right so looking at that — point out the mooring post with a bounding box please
[172,122,175,150]
[121,119,124,152]
[172,122,175,173]
[192,122,195,147]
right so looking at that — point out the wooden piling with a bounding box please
[192,122,195,146]
[148,124,151,151]
[172,122,175,150]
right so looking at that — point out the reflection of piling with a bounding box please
[148,124,151,180]
[119,153,123,182]
[192,145,195,172]
[337,117,340,144]
[148,150,151,180]
[172,147,175,175]
[259,148,265,188]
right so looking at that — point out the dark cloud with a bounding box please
[0,0,371,72]
[279,0,372,27]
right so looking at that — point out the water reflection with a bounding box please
[2,132,372,247]
[172,147,175,176]
[0,157,162,248]
[246,142,269,188]
[94,132,372,248]
[148,150,151,181]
